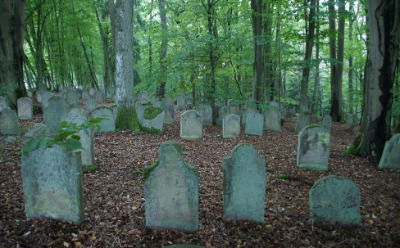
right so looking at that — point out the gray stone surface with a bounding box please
[297,125,330,170]
[176,93,186,110]
[180,110,202,139]
[244,112,264,136]
[24,123,50,140]
[223,114,240,138]
[21,145,83,224]
[43,96,68,134]
[66,88,80,107]
[378,134,400,169]
[321,115,332,130]
[17,97,33,120]
[64,108,94,166]
[196,103,213,126]
[91,107,115,132]
[216,106,229,126]
[309,175,361,226]
[263,104,281,132]
[0,96,9,112]
[0,109,19,135]
[138,105,165,133]
[346,113,355,129]
[162,99,175,124]
[295,111,312,133]
[145,142,199,232]
[95,90,105,104]
[83,96,97,112]
[40,91,59,109]
[223,144,266,223]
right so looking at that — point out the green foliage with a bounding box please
[344,133,364,156]
[143,106,163,120]
[143,161,159,180]
[115,105,141,132]
[139,125,162,135]
[83,165,99,173]
[277,174,289,180]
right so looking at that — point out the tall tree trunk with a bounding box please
[264,1,273,101]
[251,0,264,104]
[300,0,316,110]
[333,0,345,120]
[348,1,354,115]
[328,0,338,120]
[156,0,168,99]
[311,0,320,117]
[350,0,400,162]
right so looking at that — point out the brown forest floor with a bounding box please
[1,112,400,248]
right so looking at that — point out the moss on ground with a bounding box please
[83,165,99,173]
[143,161,159,180]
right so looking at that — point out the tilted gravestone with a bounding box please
[21,145,84,224]
[137,105,165,133]
[223,144,266,223]
[321,115,332,130]
[64,108,94,166]
[43,96,68,134]
[378,134,400,169]
[176,93,186,110]
[245,112,264,136]
[145,142,199,232]
[295,111,312,133]
[91,107,115,133]
[0,109,19,135]
[0,96,10,112]
[196,103,213,126]
[263,104,281,132]
[309,175,361,226]
[17,97,33,120]
[297,125,330,170]
[180,110,202,139]
[223,114,240,138]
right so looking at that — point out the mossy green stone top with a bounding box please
[144,106,163,120]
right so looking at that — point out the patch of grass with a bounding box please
[277,174,289,180]
[83,165,99,173]
[143,161,159,180]
[131,170,143,176]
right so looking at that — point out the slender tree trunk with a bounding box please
[251,0,264,104]
[348,1,354,115]
[312,0,320,117]
[156,0,168,98]
[328,0,338,120]
[264,1,273,101]
[333,0,345,120]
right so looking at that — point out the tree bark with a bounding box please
[251,0,264,104]
[333,0,345,120]
[348,1,354,115]
[156,0,168,99]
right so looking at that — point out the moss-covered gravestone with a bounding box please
[196,103,213,126]
[180,110,202,139]
[223,114,240,138]
[91,107,115,132]
[295,111,312,133]
[145,142,199,232]
[244,112,264,136]
[321,115,332,130]
[138,105,165,133]
[263,104,281,132]
[297,125,330,170]
[43,96,68,134]
[309,175,361,226]
[0,108,19,135]
[17,97,33,120]
[21,145,84,224]
[378,134,400,169]
[223,144,266,223]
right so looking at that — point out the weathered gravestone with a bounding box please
[17,97,33,120]
[346,113,355,129]
[43,96,69,134]
[263,103,281,132]
[23,123,50,140]
[0,109,19,135]
[223,144,266,223]
[297,125,330,170]
[245,112,264,136]
[295,111,312,133]
[0,96,9,112]
[83,95,97,112]
[180,110,202,139]
[145,142,199,232]
[196,103,213,126]
[40,91,59,109]
[65,88,80,107]
[64,108,94,166]
[162,99,175,124]
[321,115,332,130]
[176,93,186,110]
[241,107,257,127]
[91,107,115,132]
[223,114,240,138]
[378,134,400,169]
[95,90,105,104]
[137,105,165,133]
[309,175,361,226]
[21,145,84,224]
[216,106,229,126]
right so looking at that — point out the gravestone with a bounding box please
[21,145,83,224]
[91,107,115,132]
[216,106,229,126]
[138,105,165,133]
[40,91,58,109]
[138,91,151,105]
[196,103,213,126]
[43,96,68,134]
[64,108,94,166]
[66,88,80,107]
[321,115,332,130]
[17,97,33,120]
[162,99,175,124]
[180,110,202,139]
[223,144,266,223]
[309,175,361,226]
[83,96,97,112]
[145,142,199,232]
[95,90,105,104]
[176,93,186,110]
[263,104,281,132]
[297,125,330,170]
[24,123,50,140]
[295,111,312,133]
[346,113,355,129]
[245,112,264,136]
[378,134,400,169]
[241,107,257,127]
[223,114,240,138]
[0,96,9,112]
[0,109,19,135]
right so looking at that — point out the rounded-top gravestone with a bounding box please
[17,97,33,120]
[0,109,19,135]
[180,110,202,139]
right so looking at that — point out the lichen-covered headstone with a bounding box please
[245,112,264,136]
[180,110,202,139]
[64,108,94,166]
[321,115,332,130]
[138,105,165,133]
[309,175,361,226]
[263,104,281,132]
[0,96,9,112]
[196,103,213,126]
[223,114,240,138]
[17,97,33,120]
[223,144,266,223]
[0,109,19,135]
[21,145,84,224]
[295,111,312,133]
[177,93,186,110]
[145,142,199,232]
[297,125,330,170]
[91,107,115,132]
[43,96,68,134]
[378,134,400,169]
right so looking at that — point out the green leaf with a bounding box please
[64,139,82,151]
